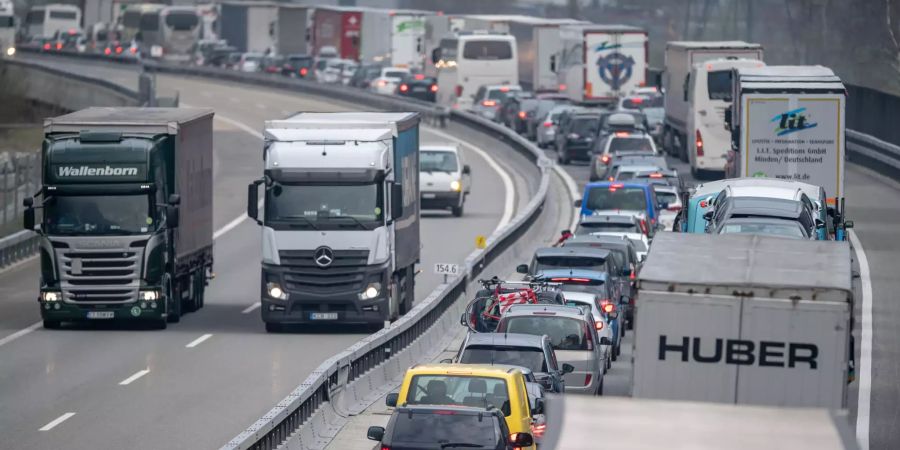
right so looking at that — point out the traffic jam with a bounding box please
[9,2,859,449]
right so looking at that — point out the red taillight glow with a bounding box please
[640,218,649,235]
[455,85,463,96]
[104,47,111,55]
[115,46,123,54]
[559,83,567,91]
[482,100,497,107]
[399,84,409,92]
[434,410,456,415]
[600,154,611,164]
[602,302,616,313]
[549,277,590,282]
[615,131,630,137]
[300,67,308,76]
[381,447,391,450]
[699,199,710,208]
[518,111,527,119]
[542,121,552,128]
[610,183,624,188]
[629,270,636,280]
[629,97,644,104]
[129,47,137,54]
[415,73,425,80]
[500,86,510,92]
[43,43,51,50]
[584,373,592,386]
[696,129,704,157]
[531,423,547,438]
[649,172,664,178]
[430,84,438,92]
[378,80,388,87]
[594,320,604,330]
[56,43,62,50]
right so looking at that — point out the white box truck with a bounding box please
[556,24,648,104]
[633,233,853,409]
[662,42,763,161]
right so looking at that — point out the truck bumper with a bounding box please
[420,191,462,209]
[261,264,390,325]
[39,300,164,322]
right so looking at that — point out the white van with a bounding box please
[419,144,471,217]
[434,32,518,110]
[686,58,764,177]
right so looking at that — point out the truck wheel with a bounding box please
[182,276,198,313]
[388,275,401,321]
[451,204,464,217]
[265,322,282,333]
[400,267,415,315]
[166,277,181,323]
[43,319,61,329]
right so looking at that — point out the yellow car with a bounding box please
[386,364,537,450]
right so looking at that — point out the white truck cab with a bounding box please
[419,144,471,217]
[686,58,765,177]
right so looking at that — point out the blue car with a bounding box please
[577,181,662,227]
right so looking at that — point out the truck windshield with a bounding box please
[265,183,384,230]
[44,194,154,236]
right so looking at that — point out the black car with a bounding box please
[281,54,313,78]
[367,405,534,450]
[397,74,438,102]
[452,332,568,394]
[348,63,383,88]
[555,111,602,164]
[498,91,534,127]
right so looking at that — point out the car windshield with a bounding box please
[609,137,654,153]
[265,183,384,230]
[44,194,154,236]
[571,118,600,136]
[406,375,510,415]
[460,345,548,372]
[585,186,647,212]
[577,220,638,234]
[390,409,500,448]
[502,316,589,351]
[721,220,806,238]
[535,255,606,272]
[420,151,459,172]
[708,70,733,101]
[488,88,518,101]
[384,70,407,79]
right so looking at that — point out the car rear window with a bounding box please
[535,255,606,272]
[463,40,513,60]
[501,316,590,350]
[585,186,648,212]
[721,221,806,238]
[385,70,407,79]
[460,345,547,372]
[406,375,511,415]
[656,191,678,205]
[571,117,600,136]
[577,221,638,234]
[552,277,606,294]
[708,70,733,101]
[391,410,501,447]
[609,137,654,153]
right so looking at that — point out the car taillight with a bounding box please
[43,43,51,50]
[518,111,527,119]
[649,172,663,178]
[584,373,592,386]
[615,131,630,137]
[104,47,111,55]
[482,100,497,107]
[55,42,62,50]
[559,83,567,91]
[300,67,308,76]
[594,320,604,330]
[378,80,387,87]
[602,302,616,313]
[415,73,425,80]
[600,154,611,165]
[543,121,552,128]
[399,84,409,92]
[115,46,123,54]
[639,218,649,235]
[531,423,546,439]
[696,129,704,157]
[129,47,137,54]
[667,205,682,212]
[381,447,390,450]
[455,85,463,96]
[430,84,438,92]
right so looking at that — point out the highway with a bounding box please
[0,55,543,449]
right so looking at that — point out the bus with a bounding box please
[135,5,200,61]
[434,32,518,110]
[121,3,163,44]
[25,4,81,39]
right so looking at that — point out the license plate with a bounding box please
[87,311,115,319]
[422,193,437,199]
[413,87,426,92]
[309,312,338,320]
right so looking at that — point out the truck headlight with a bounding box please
[450,180,462,192]
[6,47,15,57]
[359,282,381,300]
[139,290,160,301]
[266,282,288,300]
[41,291,61,302]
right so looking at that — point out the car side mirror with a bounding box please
[385,393,399,408]
[168,194,181,205]
[462,164,471,175]
[561,363,574,374]
[166,205,180,228]
[367,426,385,441]
[516,264,529,274]
[532,397,545,414]
[600,336,611,346]
[844,220,854,229]
[549,54,557,73]
[510,433,535,448]
[640,254,647,262]
[460,312,468,326]
[573,198,582,208]
[391,183,403,221]
[703,210,714,221]
[815,218,826,229]
[431,48,441,64]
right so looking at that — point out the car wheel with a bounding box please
[596,377,604,396]
[611,344,618,361]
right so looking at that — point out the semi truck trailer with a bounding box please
[247,112,420,331]
[555,24,648,104]
[25,107,215,329]
[633,232,853,409]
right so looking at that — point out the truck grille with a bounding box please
[58,249,142,303]
[279,249,369,294]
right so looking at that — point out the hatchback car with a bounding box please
[453,332,569,394]
[537,105,575,149]
[555,111,602,164]
[472,84,523,121]
[538,271,620,362]
[281,54,313,78]
[562,234,640,327]
[498,304,608,395]
[371,67,411,94]
[367,405,534,450]
[706,196,818,239]
[398,74,439,102]
[420,145,471,216]
[575,214,643,236]
[577,181,662,226]
[590,153,668,182]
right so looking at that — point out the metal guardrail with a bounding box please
[846,129,900,179]
[0,230,39,269]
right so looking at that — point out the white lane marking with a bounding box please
[851,229,873,450]
[424,127,515,229]
[118,369,150,386]
[39,412,75,431]
[552,163,581,232]
[0,321,42,348]
[242,302,261,314]
[186,333,213,348]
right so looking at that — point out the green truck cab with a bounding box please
[24,107,215,329]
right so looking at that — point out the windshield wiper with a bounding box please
[277,215,320,230]
[324,215,370,230]
[440,443,484,449]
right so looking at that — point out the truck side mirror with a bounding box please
[247,180,262,223]
[385,392,399,408]
[516,264,529,274]
[168,194,181,206]
[23,206,35,231]
[391,183,403,221]
[431,48,441,65]
[166,205,180,228]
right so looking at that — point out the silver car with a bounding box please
[536,105,573,149]
[498,304,609,395]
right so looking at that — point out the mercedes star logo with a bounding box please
[314,246,334,267]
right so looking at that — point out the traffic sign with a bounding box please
[475,235,487,249]
[433,263,460,276]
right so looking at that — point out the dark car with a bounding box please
[525,99,564,141]
[498,91,534,127]
[706,196,817,239]
[260,55,285,74]
[509,97,543,135]
[367,405,534,450]
[563,234,640,326]
[397,74,438,102]
[555,111,602,164]
[453,332,567,394]
[281,54,313,78]
[348,63,383,88]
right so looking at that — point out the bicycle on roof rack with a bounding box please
[460,276,565,333]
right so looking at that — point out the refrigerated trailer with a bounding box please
[553,24,647,104]
[26,108,215,329]
[218,0,277,54]
[633,233,853,409]
[275,4,311,56]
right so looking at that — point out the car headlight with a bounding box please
[41,291,61,302]
[139,290,159,301]
[359,282,381,300]
[450,180,462,192]
[266,282,288,300]
[6,47,15,57]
